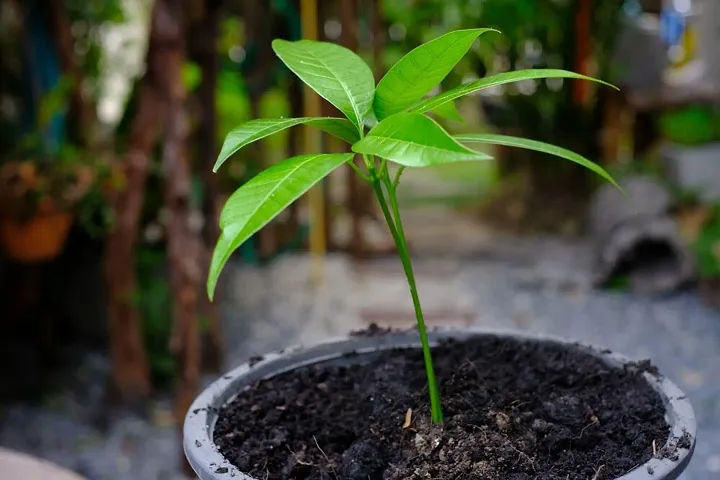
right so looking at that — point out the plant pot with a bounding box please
[184,328,696,480]
[0,211,73,263]
[587,176,696,295]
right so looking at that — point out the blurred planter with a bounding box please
[0,208,73,262]
[588,175,696,294]
[0,153,103,262]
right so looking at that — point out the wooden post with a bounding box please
[300,0,325,282]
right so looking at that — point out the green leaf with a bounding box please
[374,28,498,121]
[272,39,375,129]
[431,100,464,123]
[409,69,617,115]
[352,113,492,167]
[208,153,354,299]
[182,62,202,92]
[214,118,358,172]
[455,133,619,187]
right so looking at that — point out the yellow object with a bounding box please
[670,26,698,68]
[301,0,326,284]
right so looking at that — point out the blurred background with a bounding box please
[0,0,718,478]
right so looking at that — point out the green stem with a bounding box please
[370,162,443,424]
[347,156,371,183]
[392,166,405,189]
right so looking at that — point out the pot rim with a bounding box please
[184,327,696,480]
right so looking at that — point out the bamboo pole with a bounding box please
[301,0,325,283]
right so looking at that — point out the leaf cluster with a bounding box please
[207,29,617,298]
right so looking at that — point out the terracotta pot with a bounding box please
[1,211,73,262]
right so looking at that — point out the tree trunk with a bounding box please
[105,2,181,404]
[149,0,202,450]
[193,0,224,373]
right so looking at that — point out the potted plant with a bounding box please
[0,144,111,262]
[184,29,696,479]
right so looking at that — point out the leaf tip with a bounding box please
[271,38,290,55]
[598,170,624,193]
[589,76,619,91]
[207,280,216,302]
[212,153,227,172]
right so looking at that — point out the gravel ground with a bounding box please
[0,233,718,479]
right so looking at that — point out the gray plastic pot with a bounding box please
[184,328,696,480]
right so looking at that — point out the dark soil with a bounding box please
[214,335,670,479]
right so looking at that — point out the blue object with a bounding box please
[660,6,686,47]
[623,0,643,19]
[23,0,66,155]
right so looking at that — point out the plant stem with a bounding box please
[347,156,372,183]
[370,162,443,424]
[392,166,405,189]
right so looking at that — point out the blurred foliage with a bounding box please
[659,106,720,146]
[0,0,124,150]
[0,2,28,158]
[258,87,292,151]
[0,136,116,235]
[215,17,253,183]
[605,274,631,291]
[380,0,625,160]
[64,0,125,106]
[219,16,246,53]
[693,205,720,278]
[134,245,176,385]
[183,62,203,93]
[217,71,251,150]
[0,0,125,238]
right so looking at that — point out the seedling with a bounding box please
[207,29,617,424]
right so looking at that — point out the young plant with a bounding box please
[207,29,617,424]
